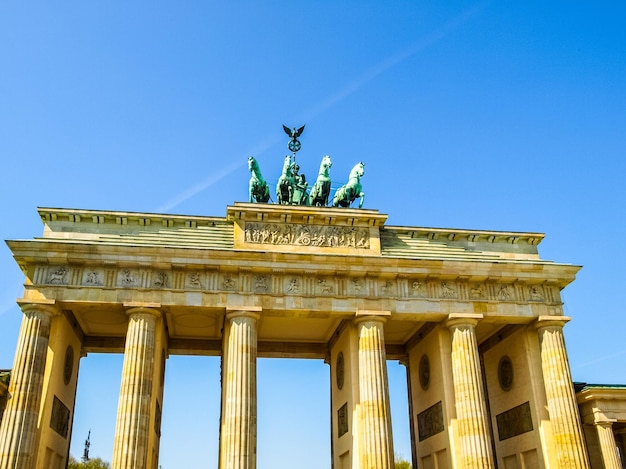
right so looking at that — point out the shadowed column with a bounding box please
[446,313,495,469]
[355,312,394,469]
[535,316,590,469]
[595,420,621,469]
[219,307,260,469]
[0,301,57,469]
[112,305,161,469]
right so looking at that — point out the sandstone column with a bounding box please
[219,307,260,469]
[535,316,590,468]
[595,420,620,469]
[112,305,162,469]
[355,311,394,469]
[0,301,57,469]
[446,313,495,469]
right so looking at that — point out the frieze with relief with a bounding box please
[35,265,559,304]
[244,222,370,249]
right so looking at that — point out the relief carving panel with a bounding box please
[244,222,370,249]
[37,263,557,306]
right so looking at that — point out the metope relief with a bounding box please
[440,282,457,299]
[529,286,543,301]
[244,222,370,249]
[318,278,334,295]
[187,272,203,289]
[153,272,169,288]
[380,280,395,296]
[47,267,68,285]
[411,281,426,298]
[470,284,485,299]
[83,270,103,286]
[118,269,137,287]
[222,275,237,291]
[498,285,514,301]
[254,275,269,292]
[285,278,300,294]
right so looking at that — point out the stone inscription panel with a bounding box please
[338,402,349,438]
[244,222,370,249]
[496,401,533,441]
[418,401,444,441]
[50,395,70,439]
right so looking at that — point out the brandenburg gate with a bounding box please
[0,202,591,468]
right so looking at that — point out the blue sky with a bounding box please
[1,2,626,468]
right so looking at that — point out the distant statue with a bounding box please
[291,164,309,205]
[276,155,296,204]
[283,124,305,153]
[332,162,365,208]
[82,429,91,463]
[248,156,270,203]
[309,155,332,206]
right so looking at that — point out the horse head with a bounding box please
[281,155,294,176]
[248,156,258,173]
[349,162,365,180]
[320,155,332,172]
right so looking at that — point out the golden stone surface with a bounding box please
[0,204,600,468]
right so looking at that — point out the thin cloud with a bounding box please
[159,2,487,212]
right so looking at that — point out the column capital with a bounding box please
[17,298,60,317]
[355,310,390,325]
[445,312,483,329]
[226,305,261,321]
[124,302,162,318]
[534,315,571,330]
[594,419,617,427]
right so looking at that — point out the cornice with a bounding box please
[576,385,626,404]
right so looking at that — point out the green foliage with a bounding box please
[68,455,111,469]
[394,452,412,469]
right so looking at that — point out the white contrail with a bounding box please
[158,2,487,212]
[154,134,282,213]
[299,2,488,123]
[573,349,626,370]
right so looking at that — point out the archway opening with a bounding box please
[70,353,123,463]
[257,358,330,469]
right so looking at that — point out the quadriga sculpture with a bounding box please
[309,155,332,207]
[248,156,270,203]
[276,155,296,204]
[332,162,365,209]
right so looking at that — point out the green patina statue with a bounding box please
[248,156,270,203]
[247,125,364,208]
[276,155,296,204]
[291,163,309,205]
[332,161,365,209]
[309,155,332,207]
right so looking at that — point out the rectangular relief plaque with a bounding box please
[496,401,533,441]
[244,222,370,249]
[338,402,349,438]
[417,401,444,441]
[50,395,70,439]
